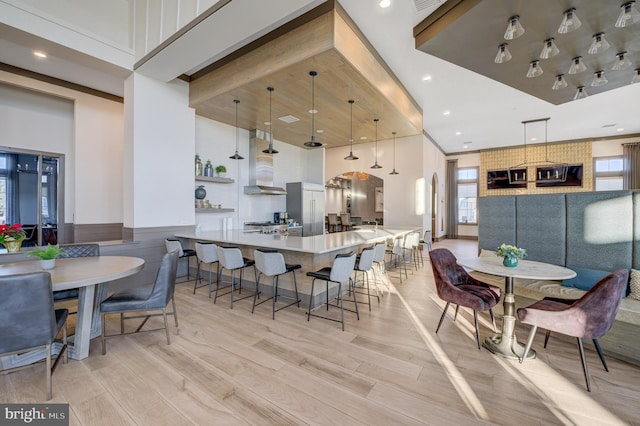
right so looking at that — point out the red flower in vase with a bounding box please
[0,224,26,243]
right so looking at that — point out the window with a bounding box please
[457,167,478,224]
[594,156,624,191]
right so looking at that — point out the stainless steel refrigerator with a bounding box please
[286,182,325,236]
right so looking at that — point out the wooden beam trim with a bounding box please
[413,0,482,49]
[0,62,124,103]
[190,0,336,81]
[189,12,335,106]
[333,13,422,133]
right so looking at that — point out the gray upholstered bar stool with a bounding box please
[306,252,359,331]
[352,246,378,311]
[194,241,219,297]
[215,246,257,309]
[252,248,301,319]
[327,213,339,233]
[165,238,197,281]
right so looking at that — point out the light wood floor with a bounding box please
[2,240,639,425]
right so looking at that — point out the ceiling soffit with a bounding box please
[414,0,640,105]
[189,3,422,149]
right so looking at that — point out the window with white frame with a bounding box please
[457,167,478,224]
[594,156,624,191]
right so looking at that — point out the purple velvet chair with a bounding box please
[517,269,629,392]
[429,248,502,349]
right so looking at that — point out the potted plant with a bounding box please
[496,243,526,267]
[0,223,26,252]
[215,164,227,177]
[28,244,68,270]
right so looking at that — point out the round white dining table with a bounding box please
[457,255,576,359]
[0,256,144,368]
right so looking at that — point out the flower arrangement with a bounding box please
[28,244,68,260]
[496,243,526,267]
[0,223,26,243]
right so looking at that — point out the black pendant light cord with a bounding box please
[230,99,244,160]
[304,71,322,147]
[263,87,278,154]
[344,100,358,160]
[390,131,399,174]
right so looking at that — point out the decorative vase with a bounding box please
[195,154,203,176]
[502,256,518,267]
[204,160,214,177]
[40,259,56,270]
[3,235,25,253]
[195,185,207,200]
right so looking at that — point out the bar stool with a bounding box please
[194,242,219,297]
[352,246,378,311]
[340,213,352,232]
[252,248,301,319]
[327,213,339,233]
[386,236,408,283]
[165,238,197,281]
[306,252,358,331]
[372,242,389,295]
[215,246,256,309]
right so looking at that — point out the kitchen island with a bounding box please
[175,227,417,307]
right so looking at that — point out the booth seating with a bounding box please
[477,191,640,365]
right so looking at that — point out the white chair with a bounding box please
[306,252,359,331]
[252,248,301,319]
[371,242,389,295]
[194,242,219,297]
[165,238,197,282]
[352,246,378,311]
[420,230,433,252]
[216,246,257,309]
[386,236,408,283]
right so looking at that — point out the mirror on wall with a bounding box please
[0,150,63,247]
[325,171,383,226]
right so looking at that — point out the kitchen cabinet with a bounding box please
[286,182,325,236]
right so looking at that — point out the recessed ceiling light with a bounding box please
[379,0,391,8]
[617,127,625,132]
[531,137,537,141]
[422,75,432,81]
[360,136,367,140]
[463,141,472,149]
[316,129,324,133]
[455,131,461,136]
[308,109,317,114]
[443,110,451,116]
[263,121,271,126]
[33,51,47,58]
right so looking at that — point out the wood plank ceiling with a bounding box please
[189,1,422,149]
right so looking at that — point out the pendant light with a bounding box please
[503,15,525,40]
[304,71,322,147]
[229,99,244,160]
[370,118,382,169]
[389,132,399,175]
[262,87,278,154]
[344,99,358,160]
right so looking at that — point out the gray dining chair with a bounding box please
[0,272,68,400]
[53,243,100,312]
[100,250,179,354]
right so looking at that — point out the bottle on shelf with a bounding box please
[204,160,214,177]
[195,154,203,176]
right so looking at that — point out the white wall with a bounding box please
[194,116,311,230]
[124,72,194,228]
[0,71,124,225]
[423,135,448,240]
[325,135,424,229]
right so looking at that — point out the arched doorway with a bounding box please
[325,171,383,226]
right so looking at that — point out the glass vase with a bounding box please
[502,256,518,267]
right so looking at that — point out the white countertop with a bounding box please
[175,227,417,254]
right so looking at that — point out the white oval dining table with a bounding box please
[0,256,144,369]
[457,256,575,359]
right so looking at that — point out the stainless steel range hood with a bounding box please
[244,130,287,195]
